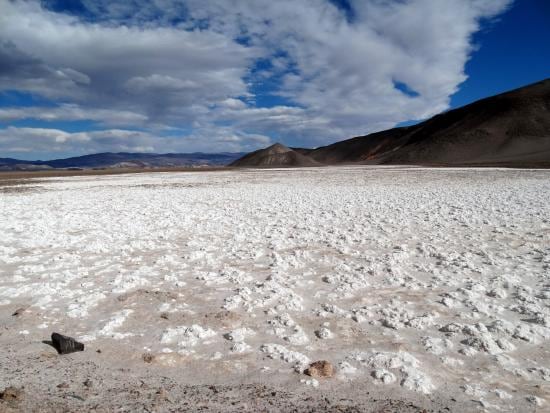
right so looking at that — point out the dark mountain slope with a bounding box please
[303,127,413,164]
[306,78,550,166]
[383,78,550,165]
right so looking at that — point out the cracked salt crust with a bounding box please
[1,167,549,409]
[161,325,217,349]
[260,343,310,370]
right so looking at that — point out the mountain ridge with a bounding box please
[0,151,245,170]
[233,78,550,168]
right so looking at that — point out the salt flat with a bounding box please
[0,166,549,412]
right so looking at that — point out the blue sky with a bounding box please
[451,0,550,107]
[0,0,547,160]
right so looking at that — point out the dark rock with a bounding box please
[155,388,168,400]
[51,332,84,355]
[12,307,27,317]
[142,353,155,363]
[304,360,335,378]
[57,383,69,389]
[0,386,24,401]
[117,294,128,302]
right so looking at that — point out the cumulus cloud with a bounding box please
[182,0,512,145]
[0,0,513,156]
[0,0,256,117]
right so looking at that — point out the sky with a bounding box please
[0,0,548,160]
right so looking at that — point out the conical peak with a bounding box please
[266,143,292,154]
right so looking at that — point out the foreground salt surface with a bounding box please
[1,166,549,410]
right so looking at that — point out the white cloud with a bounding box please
[0,126,270,157]
[0,104,148,126]
[183,0,512,145]
[0,0,257,119]
[0,0,513,156]
[0,127,153,155]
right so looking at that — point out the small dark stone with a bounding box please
[155,388,168,400]
[0,386,24,401]
[12,307,27,317]
[142,353,155,363]
[83,379,93,388]
[160,312,170,320]
[51,332,84,355]
[57,383,69,389]
[304,360,335,378]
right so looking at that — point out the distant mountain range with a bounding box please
[3,79,549,171]
[0,152,245,171]
[232,78,550,168]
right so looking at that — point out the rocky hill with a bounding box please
[230,143,321,167]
